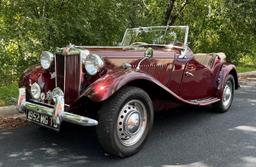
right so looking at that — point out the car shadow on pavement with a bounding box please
[0,86,256,167]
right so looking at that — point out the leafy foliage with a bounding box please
[0,83,18,106]
[0,0,255,86]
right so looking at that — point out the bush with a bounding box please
[0,83,18,106]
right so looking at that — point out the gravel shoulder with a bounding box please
[0,106,20,118]
[0,105,26,130]
[238,71,256,86]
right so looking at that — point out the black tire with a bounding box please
[213,75,235,113]
[96,86,154,157]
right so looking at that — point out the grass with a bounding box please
[237,55,256,73]
[237,64,256,73]
[0,83,18,107]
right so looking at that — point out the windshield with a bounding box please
[121,26,189,48]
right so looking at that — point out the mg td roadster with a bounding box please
[17,26,239,157]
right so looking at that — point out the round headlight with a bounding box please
[31,83,41,99]
[40,51,54,70]
[84,54,104,75]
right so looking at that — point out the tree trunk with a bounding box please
[164,0,189,26]
[164,0,176,25]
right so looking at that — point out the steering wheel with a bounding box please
[130,42,149,46]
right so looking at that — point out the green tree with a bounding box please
[0,0,255,86]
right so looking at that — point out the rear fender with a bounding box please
[217,64,239,97]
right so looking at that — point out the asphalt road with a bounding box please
[0,85,256,167]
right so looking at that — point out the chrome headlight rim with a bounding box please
[84,54,104,76]
[40,51,54,70]
[30,83,41,99]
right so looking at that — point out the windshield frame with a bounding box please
[120,26,189,49]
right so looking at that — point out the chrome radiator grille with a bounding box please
[55,54,81,104]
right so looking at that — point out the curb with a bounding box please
[238,71,256,87]
[1,71,256,118]
[238,71,256,77]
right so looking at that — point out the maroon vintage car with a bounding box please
[17,26,239,157]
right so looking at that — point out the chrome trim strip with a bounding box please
[29,99,55,108]
[55,55,57,88]
[29,99,70,108]
[55,54,65,92]
[79,53,82,94]
[64,55,66,93]
[23,102,98,126]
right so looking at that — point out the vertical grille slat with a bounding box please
[55,54,65,91]
[55,54,81,104]
[65,55,81,104]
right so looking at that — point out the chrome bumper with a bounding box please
[22,102,98,126]
[17,87,98,127]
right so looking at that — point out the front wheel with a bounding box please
[96,86,154,157]
[213,75,235,113]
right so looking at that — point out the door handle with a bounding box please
[185,71,194,77]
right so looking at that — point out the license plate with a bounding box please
[27,110,60,130]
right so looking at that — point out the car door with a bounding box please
[179,55,215,100]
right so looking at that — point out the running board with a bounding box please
[188,97,220,106]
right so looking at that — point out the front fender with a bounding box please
[19,65,55,92]
[81,69,163,102]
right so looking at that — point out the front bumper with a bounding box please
[17,88,98,128]
[23,102,98,126]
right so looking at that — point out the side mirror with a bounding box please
[144,47,153,58]
[136,47,153,71]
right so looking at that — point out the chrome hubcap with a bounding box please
[117,100,147,146]
[125,111,141,134]
[223,81,232,107]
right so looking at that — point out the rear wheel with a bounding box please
[213,75,235,113]
[96,86,153,157]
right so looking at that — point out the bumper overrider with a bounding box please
[17,87,98,130]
